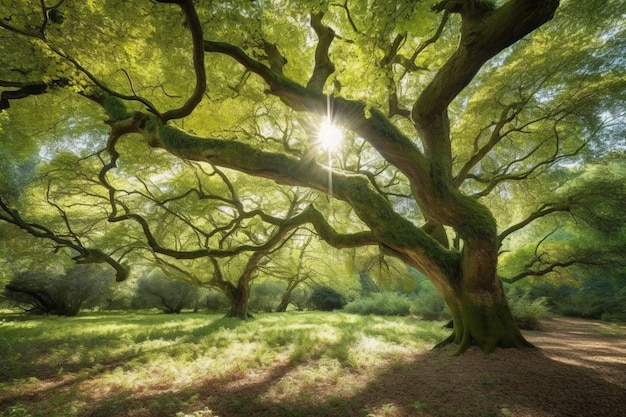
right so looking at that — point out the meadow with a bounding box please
[0,311,449,417]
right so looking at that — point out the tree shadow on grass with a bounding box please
[79,340,626,417]
[0,315,242,384]
[6,317,626,417]
[197,347,626,417]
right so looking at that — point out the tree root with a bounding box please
[432,333,456,350]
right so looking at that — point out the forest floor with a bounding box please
[192,317,626,417]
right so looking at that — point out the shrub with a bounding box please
[285,287,310,311]
[249,281,284,313]
[505,285,553,329]
[409,289,450,320]
[201,289,230,312]
[308,287,346,311]
[133,270,199,314]
[344,292,412,316]
[510,296,552,330]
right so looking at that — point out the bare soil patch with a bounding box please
[179,318,626,417]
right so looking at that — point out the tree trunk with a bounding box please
[224,282,253,320]
[226,291,252,319]
[275,282,298,312]
[436,237,533,354]
[440,285,532,354]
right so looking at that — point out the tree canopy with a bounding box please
[1,0,625,352]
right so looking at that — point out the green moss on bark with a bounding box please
[456,193,497,241]
[158,125,209,154]
[443,291,533,354]
[103,96,132,121]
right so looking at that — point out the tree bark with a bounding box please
[225,284,252,320]
[437,247,533,354]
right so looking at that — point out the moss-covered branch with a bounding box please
[133,121,458,280]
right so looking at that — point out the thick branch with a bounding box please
[306,12,336,93]
[125,122,458,278]
[412,0,559,166]
[202,40,431,185]
[156,0,206,121]
[418,0,559,117]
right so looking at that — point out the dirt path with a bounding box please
[190,318,626,417]
[338,317,626,417]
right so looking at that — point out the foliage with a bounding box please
[358,272,380,295]
[409,284,451,321]
[3,264,114,316]
[520,276,626,323]
[201,288,231,312]
[248,280,284,312]
[504,285,553,330]
[133,270,200,314]
[344,292,412,316]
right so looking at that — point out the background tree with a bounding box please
[133,269,199,314]
[4,264,114,316]
[1,0,624,352]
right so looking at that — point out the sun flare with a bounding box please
[318,118,343,151]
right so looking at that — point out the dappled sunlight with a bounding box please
[2,313,626,416]
[524,318,626,386]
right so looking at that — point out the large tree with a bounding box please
[1,0,624,352]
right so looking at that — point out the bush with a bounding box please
[284,287,310,311]
[249,281,284,313]
[409,289,450,320]
[201,289,230,312]
[344,292,412,316]
[510,296,552,329]
[133,270,199,314]
[520,276,626,323]
[308,287,346,311]
[505,285,553,329]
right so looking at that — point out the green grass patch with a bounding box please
[0,311,449,417]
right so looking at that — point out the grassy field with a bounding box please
[0,311,449,417]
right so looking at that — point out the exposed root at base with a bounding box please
[432,333,536,355]
[433,333,456,350]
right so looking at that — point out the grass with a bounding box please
[0,311,449,417]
